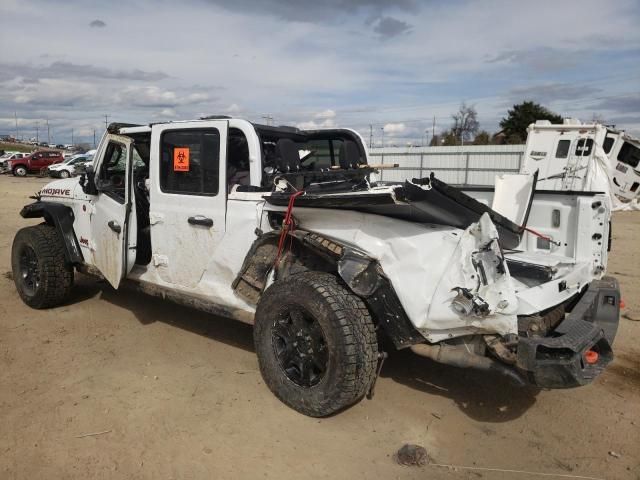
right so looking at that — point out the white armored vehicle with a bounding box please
[11,117,620,416]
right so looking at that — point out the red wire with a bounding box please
[274,190,304,268]
[524,226,557,243]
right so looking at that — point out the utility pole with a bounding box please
[46,118,50,144]
[35,121,39,144]
[369,124,373,148]
[104,114,110,131]
[71,128,74,146]
[261,114,273,126]
[93,129,96,148]
[380,127,385,148]
[432,116,436,142]
[14,111,18,140]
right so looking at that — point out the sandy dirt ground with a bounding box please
[0,175,639,480]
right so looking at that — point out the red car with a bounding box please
[7,151,64,176]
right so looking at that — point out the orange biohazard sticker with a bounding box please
[173,147,190,172]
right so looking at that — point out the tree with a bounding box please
[450,103,479,143]
[441,130,460,146]
[473,130,491,145]
[499,101,562,141]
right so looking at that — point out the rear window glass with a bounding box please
[297,139,333,170]
[555,139,570,158]
[617,142,640,169]
[160,129,220,195]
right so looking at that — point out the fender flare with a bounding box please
[233,228,424,349]
[20,201,84,265]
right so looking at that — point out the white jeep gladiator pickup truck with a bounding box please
[11,117,620,417]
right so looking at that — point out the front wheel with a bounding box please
[254,272,378,417]
[11,225,74,308]
[13,165,27,177]
[59,170,70,179]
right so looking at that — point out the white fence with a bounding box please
[368,144,526,186]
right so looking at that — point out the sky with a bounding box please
[1,0,639,146]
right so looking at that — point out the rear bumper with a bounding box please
[516,277,620,388]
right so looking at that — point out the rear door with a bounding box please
[89,134,137,287]
[149,121,228,288]
[562,137,594,191]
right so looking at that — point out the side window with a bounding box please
[603,136,615,154]
[575,138,594,156]
[97,142,127,203]
[618,142,640,169]
[227,128,250,188]
[555,139,571,159]
[160,129,220,195]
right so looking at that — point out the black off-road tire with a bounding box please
[11,224,74,309]
[254,271,378,417]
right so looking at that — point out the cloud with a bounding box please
[507,83,602,103]
[202,0,418,22]
[372,16,411,38]
[297,109,338,129]
[2,0,640,144]
[0,61,168,83]
[89,19,106,28]
[224,103,242,113]
[486,47,589,71]
[592,94,640,114]
[314,109,336,119]
[115,86,210,108]
[383,122,406,134]
[156,108,177,118]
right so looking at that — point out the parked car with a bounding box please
[5,150,64,176]
[0,152,30,173]
[47,154,93,178]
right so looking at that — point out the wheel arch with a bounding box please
[12,163,28,173]
[20,201,84,265]
[233,228,424,349]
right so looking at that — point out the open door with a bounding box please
[89,134,137,288]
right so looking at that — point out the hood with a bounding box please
[39,178,80,201]
[47,162,67,170]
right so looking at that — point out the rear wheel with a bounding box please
[254,272,378,417]
[13,165,27,177]
[11,225,74,308]
[59,170,70,179]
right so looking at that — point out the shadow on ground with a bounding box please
[380,347,540,422]
[92,275,255,353]
[85,274,539,421]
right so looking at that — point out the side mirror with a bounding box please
[81,164,98,195]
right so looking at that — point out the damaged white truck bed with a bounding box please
[11,118,621,417]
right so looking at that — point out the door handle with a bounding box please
[108,220,122,234]
[188,215,214,228]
